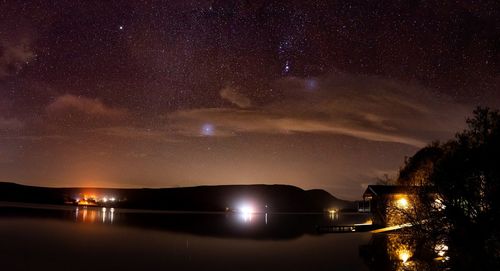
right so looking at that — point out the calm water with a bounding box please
[0,203,373,271]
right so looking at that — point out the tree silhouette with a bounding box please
[431,107,499,269]
[393,107,500,270]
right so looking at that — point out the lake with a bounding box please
[0,203,379,271]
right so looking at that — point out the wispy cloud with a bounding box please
[168,73,470,147]
[0,117,23,131]
[46,94,127,118]
[93,126,179,142]
[220,86,252,108]
[0,25,35,79]
[0,99,24,131]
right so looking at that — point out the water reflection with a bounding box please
[0,204,371,240]
[0,215,372,271]
[328,209,339,221]
[360,232,451,271]
[74,207,115,224]
[239,211,253,223]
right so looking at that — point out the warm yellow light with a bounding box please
[396,197,409,209]
[398,249,411,263]
[355,219,373,226]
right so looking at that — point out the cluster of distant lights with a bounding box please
[75,195,116,205]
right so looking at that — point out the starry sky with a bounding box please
[1,0,499,199]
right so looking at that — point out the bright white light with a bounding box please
[240,206,254,215]
[103,197,108,202]
[239,205,255,222]
[110,197,116,202]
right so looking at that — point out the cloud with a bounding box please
[220,86,252,108]
[46,94,126,118]
[0,117,23,131]
[0,99,24,131]
[0,33,34,79]
[94,126,179,142]
[168,73,470,147]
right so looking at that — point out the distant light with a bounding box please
[103,197,108,202]
[110,208,115,213]
[239,204,255,222]
[75,198,80,202]
[119,25,124,30]
[328,208,338,220]
[110,197,116,202]
[240,206,254,215]
[102,207,106,212]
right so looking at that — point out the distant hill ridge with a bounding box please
[0,182,353,212]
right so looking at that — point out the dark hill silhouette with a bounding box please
[0,182,353,212]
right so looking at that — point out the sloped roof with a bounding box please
[363,185,421,197]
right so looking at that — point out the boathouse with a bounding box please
[361,185,421,227]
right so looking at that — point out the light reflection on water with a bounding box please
[0,204,373,271]
[1,204,454,271]
[74,206,114,224]
[360,231,451,271]
[239,211,253,223]
[70,207,361,232]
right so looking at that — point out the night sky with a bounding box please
[1,1,499,199]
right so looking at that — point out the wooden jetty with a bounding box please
[316,224,378,233]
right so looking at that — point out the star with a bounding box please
[282,60,291,75]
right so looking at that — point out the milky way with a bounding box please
[1,1,499,199]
